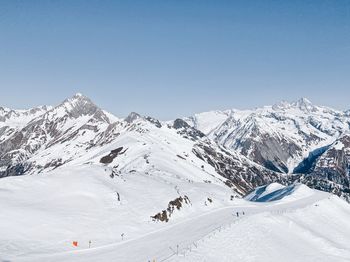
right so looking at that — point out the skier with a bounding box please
[236,212,239,217]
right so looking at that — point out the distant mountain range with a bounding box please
[1,94,349,200]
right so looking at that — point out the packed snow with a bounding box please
[1,166,349,262]
[173,194,350,262]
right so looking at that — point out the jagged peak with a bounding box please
[124,112,163,128]
[64,93,93,104]
[27,105,52,114]
[0,105,51,125]
[0,105,51,114]
[173,118,191,129]
[272,97,315,111]
[272,100,292,110]
[125,112,142,123]
[271,98,316,112]
[294,97,312,105]
[291,97,315,111]
[54,93,100,118]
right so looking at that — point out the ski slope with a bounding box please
[3,181,346,262]
[173,195,350,262]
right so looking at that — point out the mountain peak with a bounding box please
[292,97,315,111]
[74,92,83,97]
[125,112,141,123]
[297,97,312,105]
[272,100,292,110]
[55,93,100,118]
[272,98,313,111]
[69,92,91,102]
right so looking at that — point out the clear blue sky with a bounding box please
[0,0,349,119]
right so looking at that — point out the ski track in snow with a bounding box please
[14,190,331,262]
[172,194,350,262]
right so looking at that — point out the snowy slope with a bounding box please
[173,194,350,262]
[0,141,236,261]
[2,178,347,262]
[244,182,314,202]
[184,110,232,135]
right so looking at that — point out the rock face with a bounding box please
[151,195,191,222]
[173,119,205,141]
[100,147,125,164]
[184,98,350,200]
[192,142,285,195]
[297,134,350,201]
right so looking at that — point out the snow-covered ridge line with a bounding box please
[1,94,350,199]
[184,98,350,171]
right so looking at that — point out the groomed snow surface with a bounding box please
[1,164,350,262]
[173,194,350,262]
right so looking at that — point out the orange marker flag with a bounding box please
[72,241,78,247]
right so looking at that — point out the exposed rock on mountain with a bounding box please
[296,134,350,201]
[185,98,350,174]
[1,95,350,201]
[0,94,119,177]
[192,142,286,195]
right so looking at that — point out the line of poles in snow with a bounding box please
[156,205,309,261]
[155,211,246,262]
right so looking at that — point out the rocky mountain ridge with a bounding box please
[1,94,349,200]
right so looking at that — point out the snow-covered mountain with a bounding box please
[1,95,350,199]
[296,133,350,200]
[0,105,51,128]
[0,105,51,144]
[1,94,350,199]
[0,94,285,197]
[0,94,122,176]
[184,98,350,200]
[1,94,350,261]
[185,98,349,173]
[0,94,281,260]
